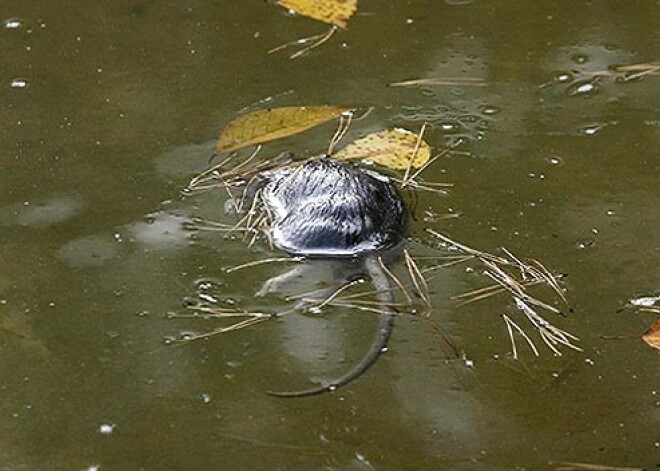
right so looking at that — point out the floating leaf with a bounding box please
[216,106,352,154]
[334,128,431,170]
[278,0,357,29]
[642,318,660,349]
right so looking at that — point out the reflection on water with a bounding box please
[2,1,660,469]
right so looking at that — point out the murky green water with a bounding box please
[2,1,659,469]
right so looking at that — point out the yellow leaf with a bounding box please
[216,106,352,154]
[334,128,431,170]
[642,318,660,350]
[278,0,357,29]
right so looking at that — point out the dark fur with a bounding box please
[257,157,405,397]
[262,157,405,256]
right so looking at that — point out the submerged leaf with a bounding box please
[334,128,431,170]
[642,318,660,349]
[216,106,352,154]
[278,0,357,29]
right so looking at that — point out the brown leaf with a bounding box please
[216,106,352,154]
[334,128,431,170]
[278,0,358,29]
[642,318,660,349]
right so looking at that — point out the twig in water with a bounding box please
[389,77,487,87]
[426,229,580,356]
[177,317,269,342]
[553,461,643,471]
[379,256,412,304]
[404,249,431,312]
[502,313,540,358]
[268,28,337,60]
[401,123,427,187]
[307,280,362,311]
[327,110,353,155]
[226,257,304,274]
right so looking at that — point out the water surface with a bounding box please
[2,1,659,469]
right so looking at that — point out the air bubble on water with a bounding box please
[5,18,23,29]
[581,124,603,136]
[571,53,589,64]
[198,293,218,304]
[546,155,563,166]
[576,239,594,249]
[566,80,599,97]
[163,336,176,345]
[201,393,212,404]
[10,78,28,89]
[606,209,615,216]
[194,281,213,293]
[179,331,195,341]
[440,122,457,131]
[87,465,100,471]
[480,105,500,116]
[554,72,573,83]
[629,296,660,307]
[99,423,115,435]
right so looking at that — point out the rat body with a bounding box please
[253,157,405,397]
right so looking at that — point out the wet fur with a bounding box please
[262,158,404,257]
[253,157,405,397]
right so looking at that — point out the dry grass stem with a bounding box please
[515,298,580,353]
[186,218,250,233]
[502,313,540,358]
[427,229,580,356]
[422,255,476,272]
[323,286,400,302]
[379,256,412,304]
[407,145,456,186]
[404,249,431,311]
[402,123,427,186]
[268,28,337,60]
[553,461,643,471]
[324,301,402,316]
[309,280,362,310]
[426,229,508,264]
[530,259,571,310]
[226,257,304,274]
[392,180,450,195]
[327,111,353,155]
[579,62,660,82]
[614,62,660,81]
[389,77,487,87]
[180,308,272,319]
[179,317,269,342]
